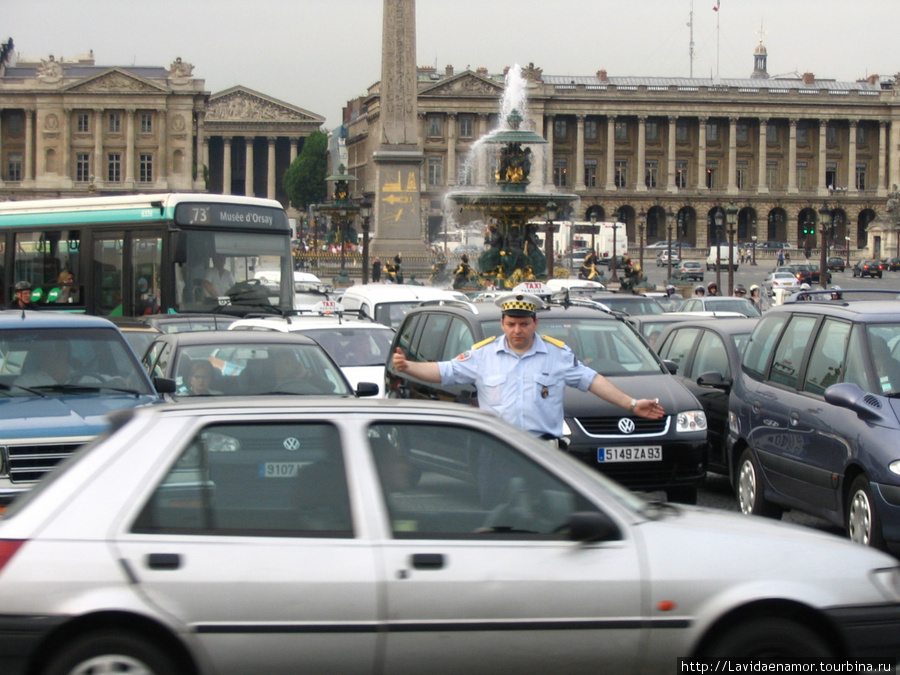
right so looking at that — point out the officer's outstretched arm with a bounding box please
[392,347,442,383]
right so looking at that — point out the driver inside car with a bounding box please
[14,341,71,387]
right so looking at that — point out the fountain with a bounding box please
[447,65,578,288]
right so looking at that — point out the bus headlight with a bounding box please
[676,410,707,432]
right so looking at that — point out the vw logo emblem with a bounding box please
[283,437,301,451]
[618,418,635,434]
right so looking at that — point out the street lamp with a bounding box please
[845,235,851,270]
[819,203,832,289]
[544,199,558,277]
[726,201,738,294]
[666,207,675,282]
[610,208,621,282]
[638,208,646,274]
[714,208,724,293]
[589,210,597,254]
[360,198,373,284]
[750,216,758,266]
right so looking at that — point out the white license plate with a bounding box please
[598,446,662,462]
[259,462,309,478]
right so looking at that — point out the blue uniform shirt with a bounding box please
[438,334,597,438]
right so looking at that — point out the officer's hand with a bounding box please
[634,398,665,419]
[392,347,408,372]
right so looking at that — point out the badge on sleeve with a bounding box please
[455,350,472,361]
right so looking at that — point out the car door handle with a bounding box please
[146,553,182,570]
[789,412,800,427]
[411,553,445,570]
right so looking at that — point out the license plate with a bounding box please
[598,446,662,462]
[259,462,309,478]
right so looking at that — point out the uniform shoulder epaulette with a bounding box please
[472,335,497,349]
[541,335,567,349]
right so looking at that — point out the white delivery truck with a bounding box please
[706,244,739,271]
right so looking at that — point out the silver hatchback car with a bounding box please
[1,399,900,674]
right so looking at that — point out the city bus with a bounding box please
[0,193,294,317]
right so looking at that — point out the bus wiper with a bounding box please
[0,381,48,397]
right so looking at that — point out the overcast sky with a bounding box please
[5,0,899,128]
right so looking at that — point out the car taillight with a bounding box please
[0,540,25,573]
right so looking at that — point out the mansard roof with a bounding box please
[541,74,881,92]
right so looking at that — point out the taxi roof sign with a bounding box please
[511,281,553,298]
[313,300,343,315]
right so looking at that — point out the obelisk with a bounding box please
[372,0,427,256]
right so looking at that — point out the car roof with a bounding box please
[341,284,468,302]
[770,297,900,321]
[150,330,319,347]
[0,310,126,329]
[229,315,394,332]
[657,317,759,335]
[405,299,621,324]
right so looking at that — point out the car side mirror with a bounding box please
[567,511,621,543]
[153,376,177,394]
[662,359,678,375]
[355,382,380,398]
[824,382,891,423]
[697,371,731,391]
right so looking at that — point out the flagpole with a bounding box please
[716,2,720,79]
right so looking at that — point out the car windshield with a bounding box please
[0,327,153,396]
[302,327,395,367]
[592,296,664,316]
[173,342,351,396]
[539,317,663,375]
[707,299,760,317]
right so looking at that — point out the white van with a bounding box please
[706,245,739,271]
[339,284,468,328]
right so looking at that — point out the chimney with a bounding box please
[445,65,454,77]
[867,74,879,85]
[802,72,815,85]
[597,69,608,83]
[476,67,488,75]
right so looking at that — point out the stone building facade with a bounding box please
[0,53,324,205]
[345,46,900,258]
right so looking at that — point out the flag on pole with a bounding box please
[713,0,720,10]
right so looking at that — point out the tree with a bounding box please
[283,130,328,211]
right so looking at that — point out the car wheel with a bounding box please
[703,617,833,659]
[737,448,782,519]
[846,475,886,549]
[43,630,184,675]
[666,486,698,504]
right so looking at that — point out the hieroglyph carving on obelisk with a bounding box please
[380,0,417,148]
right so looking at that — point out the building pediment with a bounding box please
[63,68,168,94]
[420,72,504,97]
[207,87,325,123]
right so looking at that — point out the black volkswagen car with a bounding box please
[386,299,708,503]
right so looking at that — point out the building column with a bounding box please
[544,114,554,187]
[290,138,298,164]
[605,115,617,191]
[697,116,708,192]
[223,136,232,195]
[788,119,798,194]
[574,115,586,191]
[59,108,71,183]
[818,119,829,196]
[446,113,457,186]
[848,120,858,195]
[125,108,136,188]
[93,108,103,186]
[666,116,677,193]
[757,118,769,194]
[727,117,738,194]
[194,110,205,190]
[636,116,647,192]
[23,107,35,184]
[157,109,168,186]
[244,136,254,197]
[879,120,889,196]
[267,136,276,200]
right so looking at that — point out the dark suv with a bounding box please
[728,290,900,550]
[386,299,708,502]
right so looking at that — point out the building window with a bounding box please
[139,153,153,183]
[826,163,838,191]
[856,163,867,191]
[584,158,597,188]
[736,160,749,190]
[585,119,598,140]
[108,112,121,133]
[427,115,442,138]
[706,163,718,189]
[766,122,778,143]
[615,120,628,141]
[706,122,719,142]
[76,112,90,133]
[107,152,121,182]
[553,119,567,140]
[766,161,779,187]
[459,115,474,138]
[75,153,91,182]
[675,160,688,188]
[140,113,153,134]
[796,123,808,144]
[856,125,867,145]
[676,120,689,142]
[553,158,568,187]
[427,156,442,186]
[7,152,22,182]
[826,124,837,146]
[736,123,749,143]
[614,159,628,188]
[645,121,659,142]
[458,162,473,186]
[796,161,808,190]
[645,160,658,188]
[7,112,22,135]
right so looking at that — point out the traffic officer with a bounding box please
[8,281,39,310]
[391,292,664,444]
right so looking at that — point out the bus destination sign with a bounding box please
[175,203,289,231]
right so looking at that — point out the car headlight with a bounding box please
[871,567,900,602]
[561,420,572,437]
[889,460,900,476]
[676,410,707,432]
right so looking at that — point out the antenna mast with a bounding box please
[688,0,695,78]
